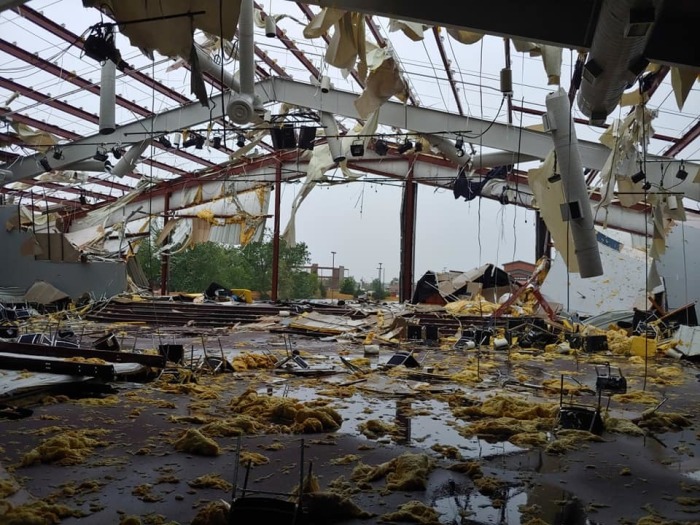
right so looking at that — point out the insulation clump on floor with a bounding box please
[228,389,342,433]
[379,500,441,524]
[20,429,108,466]
[352,452,434,491]
[172,428,220,456]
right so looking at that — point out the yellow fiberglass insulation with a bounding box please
[200,415,267,437]
[172,428,220,456]
[190,500,229,525]
[228,389,342,433]
[474,475,505,498]
[379,500,440,524]
[304,492,375,521]
[458,417,547,442]
[612,390,661,405]
[637,411,693,433]
[238,450,270,466]
[602,417,645,436]
[607,328,632,355]
[447,460,483,479]
[187,474,233,491]
[20,430,108,466]
[545,429,603,455]
[0,479,18,498]
[0,500,82,525]
[353,453,434,491]
[452,394,558,420]
[230,352,277,371]
[358,419,396,439]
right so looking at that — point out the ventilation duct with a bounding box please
[319,112,345,163]
[577,0,655,124]
[99,57,116,135]
[109,139,150,178]
[545,87,603,278]
[226,0,263,125]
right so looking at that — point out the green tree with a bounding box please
[340,277,359,296]
[370,278,387,300]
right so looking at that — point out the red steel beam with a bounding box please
[432,27,464,116]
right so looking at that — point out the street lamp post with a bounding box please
[331,251,336,304]
[378,262,383,293]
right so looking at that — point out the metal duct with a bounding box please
[109,140,150,178]
[545,87,603,278]
[319,112,345,163]
[99,58,116,135]
[577,0,655,124]
[194,46,240,92]
[226,0,262,125]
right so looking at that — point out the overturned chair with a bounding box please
[228,436,310,524]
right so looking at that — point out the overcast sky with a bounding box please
[278,175,537,284]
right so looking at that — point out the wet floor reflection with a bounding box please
[429,470,590,524]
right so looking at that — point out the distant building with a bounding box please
[306,264,347,290]
[503,260,536,283]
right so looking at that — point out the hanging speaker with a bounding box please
[271,124,297,150]
[297,126,317,150]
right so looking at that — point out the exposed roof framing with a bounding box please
[1,0,698,243]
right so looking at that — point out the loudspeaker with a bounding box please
[297,126,317,150]
[271,124,297,150]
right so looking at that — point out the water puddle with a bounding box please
[428,471,590,524]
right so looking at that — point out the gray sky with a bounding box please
[279,176,536,284]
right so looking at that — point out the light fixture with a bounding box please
[374,138,388,156]
[265,15,276,38]
[320,75,331,93]
[236,134,246,148]
[350,139,364,157]
[111,146,125,159]
[398,138,413,154]
[455,137,465,157]
[157,135,172,149]
[182,133,205,149]
[39,157,52,172]
[642,181,652,191]
[547,173,562,183]
[211,135,222,149]
[630,170,645,184]
[676,162,688,181]
[93,147,108,162]
[52,147,63,160]
[83,24,128,71]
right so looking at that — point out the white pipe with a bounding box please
[109,140,150,178]
[194,46,240,92]
[319,112,345,163]
[239,0,255,97]
[545,87,603,278]
[99,58,116,135]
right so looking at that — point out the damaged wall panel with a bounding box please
[0,206,127,301]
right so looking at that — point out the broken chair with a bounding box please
[228,436,309,524]
[555,374,605,435]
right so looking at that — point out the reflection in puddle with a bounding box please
[429,472,590,524]
[260,384,525,458]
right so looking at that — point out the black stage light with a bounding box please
[631,170,645,183]
[398,138,413,154]
[236,134,246,148]
[374,138,388,156]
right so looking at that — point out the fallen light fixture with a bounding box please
[374,138,388,156]
[398,138,413,154]
[39,157,52,172]
[236,134,246,148]
[676,162,688,181]
[630,170,645,183]
[211,135,222,149]
[52,147,64,160]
